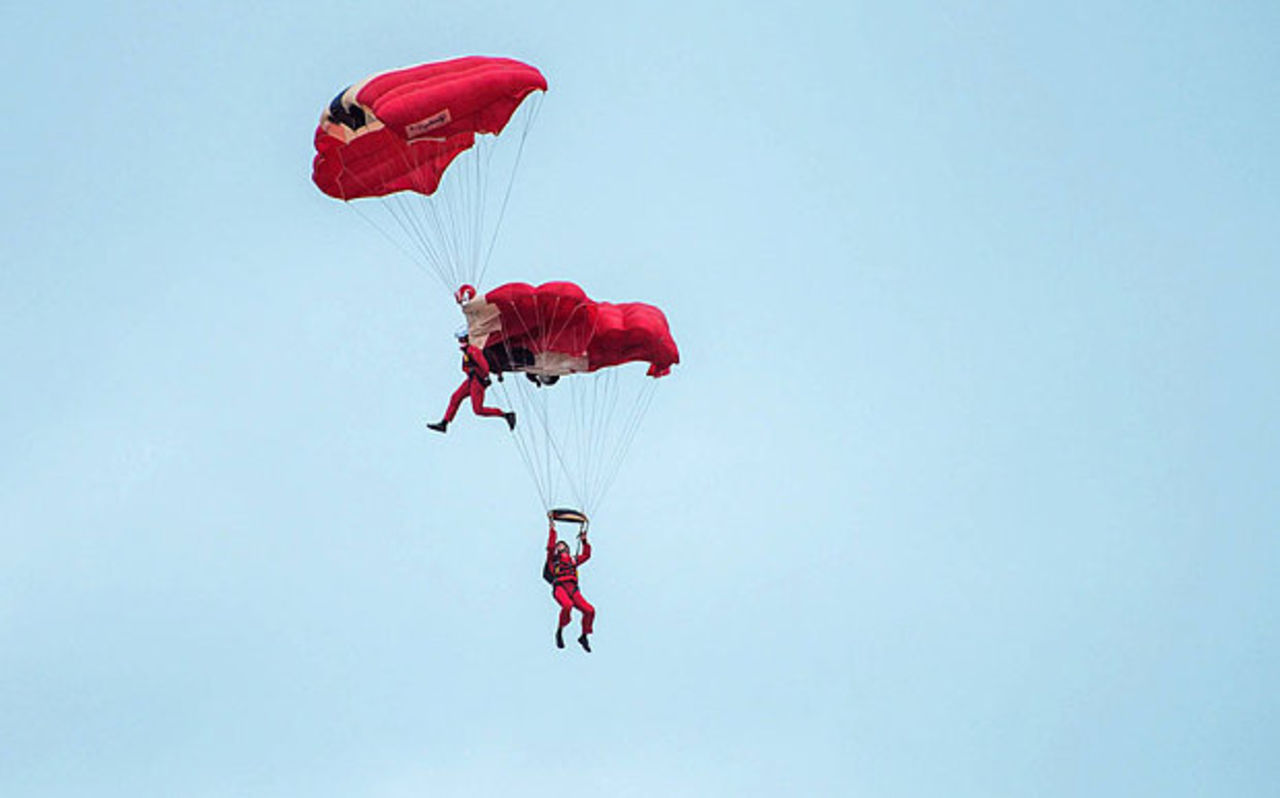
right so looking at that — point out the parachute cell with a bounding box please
[312,57,547,200]
[461,282,680,379]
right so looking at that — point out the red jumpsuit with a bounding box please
[441,344,507,423]
[546,526,595,635]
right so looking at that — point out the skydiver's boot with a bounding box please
[555,627,565,649]
[577,633,591,653]
[504,412,517,431]
[427,420,448,433]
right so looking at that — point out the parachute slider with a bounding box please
[548,508,589,525]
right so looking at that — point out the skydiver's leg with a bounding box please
[442,380,470,423]
[553,584,575,648]
[553,584,575,630]
[428,379,471,431]
[469,380,516,429]
[468,380,506,418]
[571,591,595,636]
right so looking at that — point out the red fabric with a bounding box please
[313,56,546,200]
[461,344,490,379]
[482,282,679,377]
[553,583,595,634]
[313,128,469,198]
[442,377,505,423]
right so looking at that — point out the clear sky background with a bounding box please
[3,1,1277,796]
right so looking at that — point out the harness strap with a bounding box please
[554,579,579,598]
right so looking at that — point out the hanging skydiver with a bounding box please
[427,330,516,433]
[544,515,595,652]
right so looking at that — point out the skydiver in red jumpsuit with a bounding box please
[545,520,595,652]
[427,331,516,433]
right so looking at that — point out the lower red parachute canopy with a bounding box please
[312,56,547,199]
[460,282,679,378]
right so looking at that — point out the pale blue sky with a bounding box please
[2,1,1277,796]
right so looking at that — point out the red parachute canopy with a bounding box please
[312,56,547,200]
[462,282,680,378]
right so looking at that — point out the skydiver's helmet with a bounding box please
[454,284,477,305]
[555,540,570,556]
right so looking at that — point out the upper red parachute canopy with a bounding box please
[312,56,547,200]
[461,282,680,378]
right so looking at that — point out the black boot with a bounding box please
[426,420,448,433]
[504,412,517,431]
[555,627,565,649]
[577,633,591,653]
